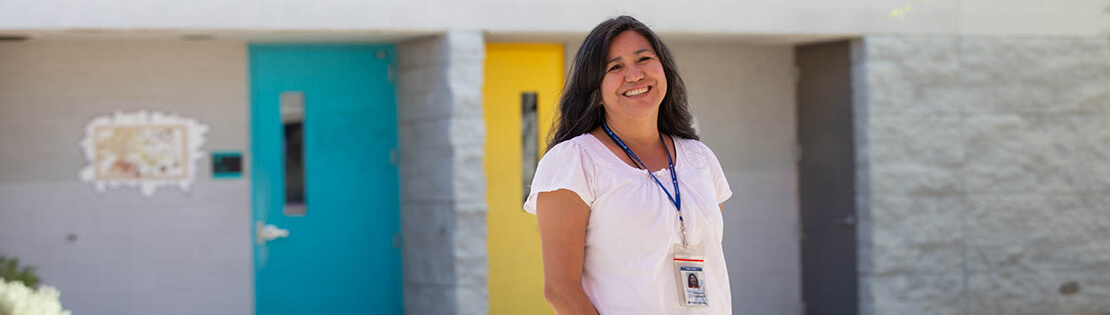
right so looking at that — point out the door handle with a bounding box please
[256,222,290,245]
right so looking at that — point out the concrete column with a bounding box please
[397,31,488,315]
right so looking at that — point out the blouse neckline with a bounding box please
[582,132,682,177]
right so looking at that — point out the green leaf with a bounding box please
[0,255,41,288]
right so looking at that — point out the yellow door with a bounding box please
[484,43,563,315]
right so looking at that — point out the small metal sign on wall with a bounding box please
[78,110,210,197]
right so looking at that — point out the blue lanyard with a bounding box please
[601,122,686,245]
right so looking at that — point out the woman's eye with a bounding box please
[638,57,651,62]
[608,65,622,72]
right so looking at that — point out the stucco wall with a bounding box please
[1,0,1106,37]
[856,36,1110,315]
[0,40,252,315]
[671,42,802,315]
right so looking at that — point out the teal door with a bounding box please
[250,44,401,314]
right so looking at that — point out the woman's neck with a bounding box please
[604,116,661,148]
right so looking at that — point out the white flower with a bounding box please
[0,279,72,315]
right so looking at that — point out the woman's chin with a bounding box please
[619,100,662,115]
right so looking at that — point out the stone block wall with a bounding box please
[397,31,488,315]
[856,36,1110,315]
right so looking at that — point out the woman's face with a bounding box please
[600,30,667,122]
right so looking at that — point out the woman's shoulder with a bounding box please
[543,133,588,158]
[674,137,713,169]
[550,133,593,149]
[544,133,615,170]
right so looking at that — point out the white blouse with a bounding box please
[524,133,733,315]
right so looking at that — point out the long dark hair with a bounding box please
[548,15,698,150]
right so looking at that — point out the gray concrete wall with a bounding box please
[671,43,802,315]
[397,31,488,315]
[0,40,253,314]
[856,36,1110,315]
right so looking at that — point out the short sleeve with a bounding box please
[522,140,595,215]
[701,142,732,204]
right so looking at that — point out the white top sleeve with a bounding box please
[702,142,733,204]
[522,140,595,214]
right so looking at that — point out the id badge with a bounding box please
[673,244,709,307]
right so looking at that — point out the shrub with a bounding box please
[0,257,38,288]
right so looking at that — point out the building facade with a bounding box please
[1,1,1108,314]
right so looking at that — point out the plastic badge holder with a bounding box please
[673,244,709,307]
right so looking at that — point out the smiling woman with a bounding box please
[524,16,734,314]
[547,16,695,150]
[599,31,668,125]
